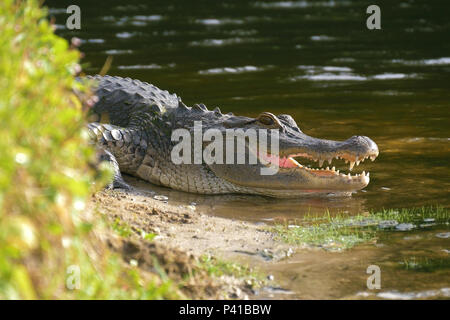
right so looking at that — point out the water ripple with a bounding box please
[292,74,367,81]
[254,1,350,9]
[377,288,450,300]
[372,73,414,80]
[81,39,105,44]
[392,57,450,66]
[310,35,336,41]
[116,32,139,39]
[195,18,244,26]
[105,49,133,55]
[292,66,419,82]
[199,66,263,75]
[292,65,365,81]
[189,38,260,47]
[117,64,162,70]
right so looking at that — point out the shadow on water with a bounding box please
[47,0,450,298]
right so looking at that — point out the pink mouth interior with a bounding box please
[258,152,299,168]
[257,152,340,177]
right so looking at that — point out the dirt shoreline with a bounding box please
[90,178,296,299]
[89,178,450,300]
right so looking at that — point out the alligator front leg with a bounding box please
[87,122,147,190]
[97,149,131,190]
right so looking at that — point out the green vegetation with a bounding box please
[0,0,181,299]
[111,218,134,238]
[401,257,450,273]
[301,206,449,225]
[272,207,449,250]
[198,255,266,288]
[272,221,375,250]
[111,218,157,241]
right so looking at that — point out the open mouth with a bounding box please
[258,150,379,181]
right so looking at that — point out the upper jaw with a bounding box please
[259,135,379,190]
[278,135,379,171]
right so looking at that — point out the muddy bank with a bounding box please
[90,177,295,299]
[90,176,450,300]
[93,189,293,262]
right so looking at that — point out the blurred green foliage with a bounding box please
[0,0,181,299]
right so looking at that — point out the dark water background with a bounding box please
[46,0,449,298]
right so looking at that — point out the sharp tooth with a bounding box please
[356,160,360,166]
[327,158,332,165]
[332,166,335,171]
[326,166,329,171]
[319,159,324,167]
[336,170,339,174]
[288,157,302,167]
[367,172,370,177]
[362,171,366,177]
[349,161,355,171]
[347,173,351,178]
[370,155,376,161]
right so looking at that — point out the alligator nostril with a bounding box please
[350,135,373,143]
[345,135,365,144]
[343,135,379,155]
[359,136,379,154]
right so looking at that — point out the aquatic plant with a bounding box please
[272,207,449,250]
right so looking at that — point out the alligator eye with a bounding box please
[258,114,275,126]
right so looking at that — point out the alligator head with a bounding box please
[171,103,379,198]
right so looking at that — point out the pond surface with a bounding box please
[47,0,449,299]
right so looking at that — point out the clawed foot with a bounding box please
[98,149,132,191]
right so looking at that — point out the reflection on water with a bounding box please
[47,0,450,298]
[264,227,450,299]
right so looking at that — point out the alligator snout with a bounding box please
[338,135,379,162]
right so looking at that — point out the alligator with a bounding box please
[84,75,379,198]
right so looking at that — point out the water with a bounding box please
[264,227,450,299]
[47,0,450,298]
